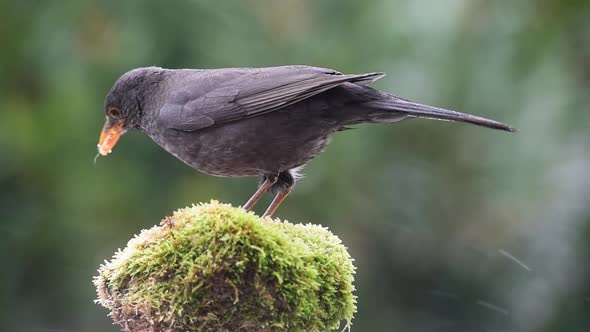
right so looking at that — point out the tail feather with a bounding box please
[366,96,515,132]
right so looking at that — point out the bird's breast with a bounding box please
[146,112,334,177]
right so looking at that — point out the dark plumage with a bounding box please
[98,65,513,216]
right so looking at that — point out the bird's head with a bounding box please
[97,67,163,156]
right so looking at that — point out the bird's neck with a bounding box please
[136,70,169,132]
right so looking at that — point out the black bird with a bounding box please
[98,66,513,217]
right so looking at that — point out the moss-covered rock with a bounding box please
[94,201,356,332]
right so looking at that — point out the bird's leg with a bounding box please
[262,171,295,218]
[263,187,292,218]
[242,175,277,211]
[262,172,294,217]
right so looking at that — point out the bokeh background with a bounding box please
[1,0,589,331]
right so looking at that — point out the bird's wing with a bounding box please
[158,66,385,131]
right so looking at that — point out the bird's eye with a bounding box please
[107,107,122,120]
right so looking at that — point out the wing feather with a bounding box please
[158,66,384,131]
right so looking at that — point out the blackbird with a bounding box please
[98,65,513,217]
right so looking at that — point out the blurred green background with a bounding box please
[1,0,589,331]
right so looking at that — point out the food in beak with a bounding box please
[98,122,126,156]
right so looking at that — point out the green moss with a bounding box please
[94,200,356,332]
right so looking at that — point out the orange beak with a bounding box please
[97,122,126,156]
